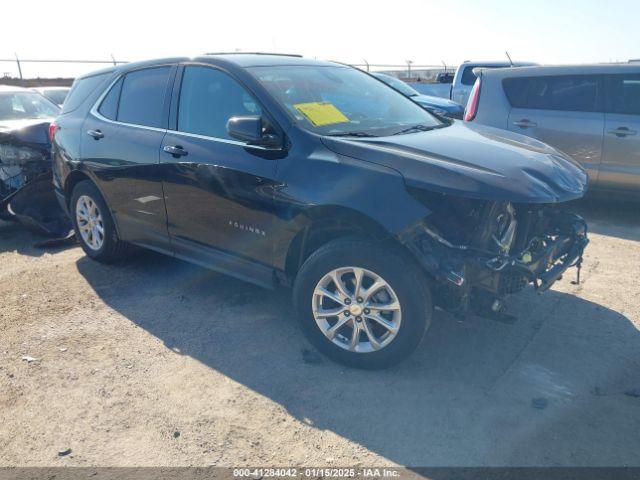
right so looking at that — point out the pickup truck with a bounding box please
[413,60,536,107]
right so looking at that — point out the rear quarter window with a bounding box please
[98,78,123,120]
[503,75,599,112]
[61,72,110,114]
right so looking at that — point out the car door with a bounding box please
[506,75,604,186]
[81,65,175,251]
[160,64,282,282]
[599,73,640,192]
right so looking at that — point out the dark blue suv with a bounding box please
[52,54,588,369]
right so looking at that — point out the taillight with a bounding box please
[464,78,481,122]
[48,122,58,142]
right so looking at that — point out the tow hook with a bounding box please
[475,296,517,324]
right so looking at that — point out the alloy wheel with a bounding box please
[312,266,402,353]
[75,195,105,251]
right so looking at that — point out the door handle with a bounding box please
[163,145,188,158]
[86,129,104,140]
[513,119,537,128]
[608,126,637,137]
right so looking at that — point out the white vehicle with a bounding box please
[450,60,536,106]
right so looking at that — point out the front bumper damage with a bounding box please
[399,210,589,317]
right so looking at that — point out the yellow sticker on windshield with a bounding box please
[293,102,349,127]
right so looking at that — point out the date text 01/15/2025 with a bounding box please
[232,467,401,477]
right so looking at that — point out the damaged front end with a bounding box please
[0,122,72,237]
[399,193,588,319]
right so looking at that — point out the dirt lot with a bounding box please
[1,200,639,467]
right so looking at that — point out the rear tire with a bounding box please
[293,238,432,369]
[70,180,129,262]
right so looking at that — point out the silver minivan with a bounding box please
[467,64,640,195]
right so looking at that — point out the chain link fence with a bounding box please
[0,56,457,87]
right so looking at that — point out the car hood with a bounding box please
[321,122,588,203]
[412,94,463,112]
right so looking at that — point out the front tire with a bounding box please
[70,180,128,262]
[293,238,432,369]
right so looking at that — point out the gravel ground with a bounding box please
[0,199,639,467]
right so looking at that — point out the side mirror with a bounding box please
[226,115,280,148]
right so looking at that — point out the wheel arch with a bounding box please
[64,169,123,238]
[283,205,412,283]
[63,170,93,207]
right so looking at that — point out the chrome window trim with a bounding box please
[89,70,281,151]
[166,129,278,151]
[89,110,168,134]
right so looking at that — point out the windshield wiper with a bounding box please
[325,131,378,138]
[392,124,435,135]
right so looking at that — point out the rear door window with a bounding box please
[117,67,171,128]
[605,74,640,115]
[177,66,262,139]
[503,75,599,112]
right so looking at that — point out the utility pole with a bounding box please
[406,60,413,79]
[14,53,23,80]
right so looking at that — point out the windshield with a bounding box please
[374,74,419,97]
[250,65,441,136]
[0,92,60,121]
[42,89,69,106]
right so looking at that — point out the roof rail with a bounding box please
[204,52,303,58]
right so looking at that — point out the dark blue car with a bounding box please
[51,54,588,369]
[371,72,464,119]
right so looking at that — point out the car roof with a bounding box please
[462,60,536,67]
[0,85,31,93]
[109,54,340,75]
[197,53,338,68]
[481,63,640,78]
[73,54,346,83]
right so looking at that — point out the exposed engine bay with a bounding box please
[0,122,72,237]
[400,192,588,319]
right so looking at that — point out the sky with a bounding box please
[1,0,639,79]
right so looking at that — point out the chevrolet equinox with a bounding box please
[51,54,589,369]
